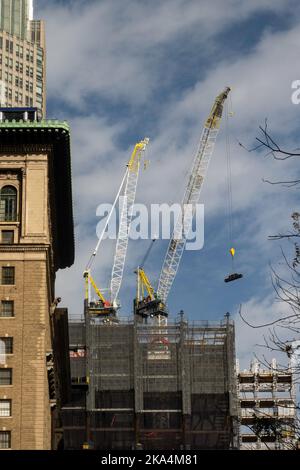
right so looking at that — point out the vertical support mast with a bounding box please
[157,87,231,306]
[110,138,150,305]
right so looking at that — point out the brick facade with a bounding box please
[0,152,54,449]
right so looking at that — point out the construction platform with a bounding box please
[62,315,238,450]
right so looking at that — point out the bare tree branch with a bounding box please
[238,304,297,329]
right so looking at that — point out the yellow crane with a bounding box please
[134,239,167,320]
[135,88,231,324]
[135,267,166,320]
[84,138,149,318]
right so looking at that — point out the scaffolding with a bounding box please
[238,359,297,450]
[62,314,238,450]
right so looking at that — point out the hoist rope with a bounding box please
[225,100,234,271]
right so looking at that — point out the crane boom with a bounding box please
[110,138,149,304]
[137,268,155,301]
[157,87,231,305]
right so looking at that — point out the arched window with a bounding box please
[0,186,17,222]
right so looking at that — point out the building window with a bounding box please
[1,231,14,245]
[36,72,43,83]
[0,301,14,318]
[0,400,11,417]
[0,338,13,354]
[0,368,12,385]
[2,267,15,285]
[0,186,17,221]
[0,431,11,449]
[6,40,13,54]
[16,44,24,59]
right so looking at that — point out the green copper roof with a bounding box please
[0,120,74,269]
[0,119,70,132]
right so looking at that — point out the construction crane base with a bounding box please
[134,298,168,320]
[88,301,117,317]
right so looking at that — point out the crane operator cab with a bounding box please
[88,299,117,317]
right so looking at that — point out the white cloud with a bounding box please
[40,0,297,106]
[36,1,300,364]
[233,294,294,370]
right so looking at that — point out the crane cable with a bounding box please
[225,99,235,271]
[140,239,156,268]
[85,166,129,273]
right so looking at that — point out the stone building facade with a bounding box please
[0,117,74,450]
[0,0,46,117]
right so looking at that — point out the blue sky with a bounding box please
[36,0,300,367]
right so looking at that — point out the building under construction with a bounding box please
[61,313,238,450]
[59,89,240,450]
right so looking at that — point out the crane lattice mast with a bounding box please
[110,138,149,305]
[156,87,231,308]
[84,138,149,316]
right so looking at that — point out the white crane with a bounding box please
[139,87,230,325]
[84,138,149,317]
[110,138,149,304]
